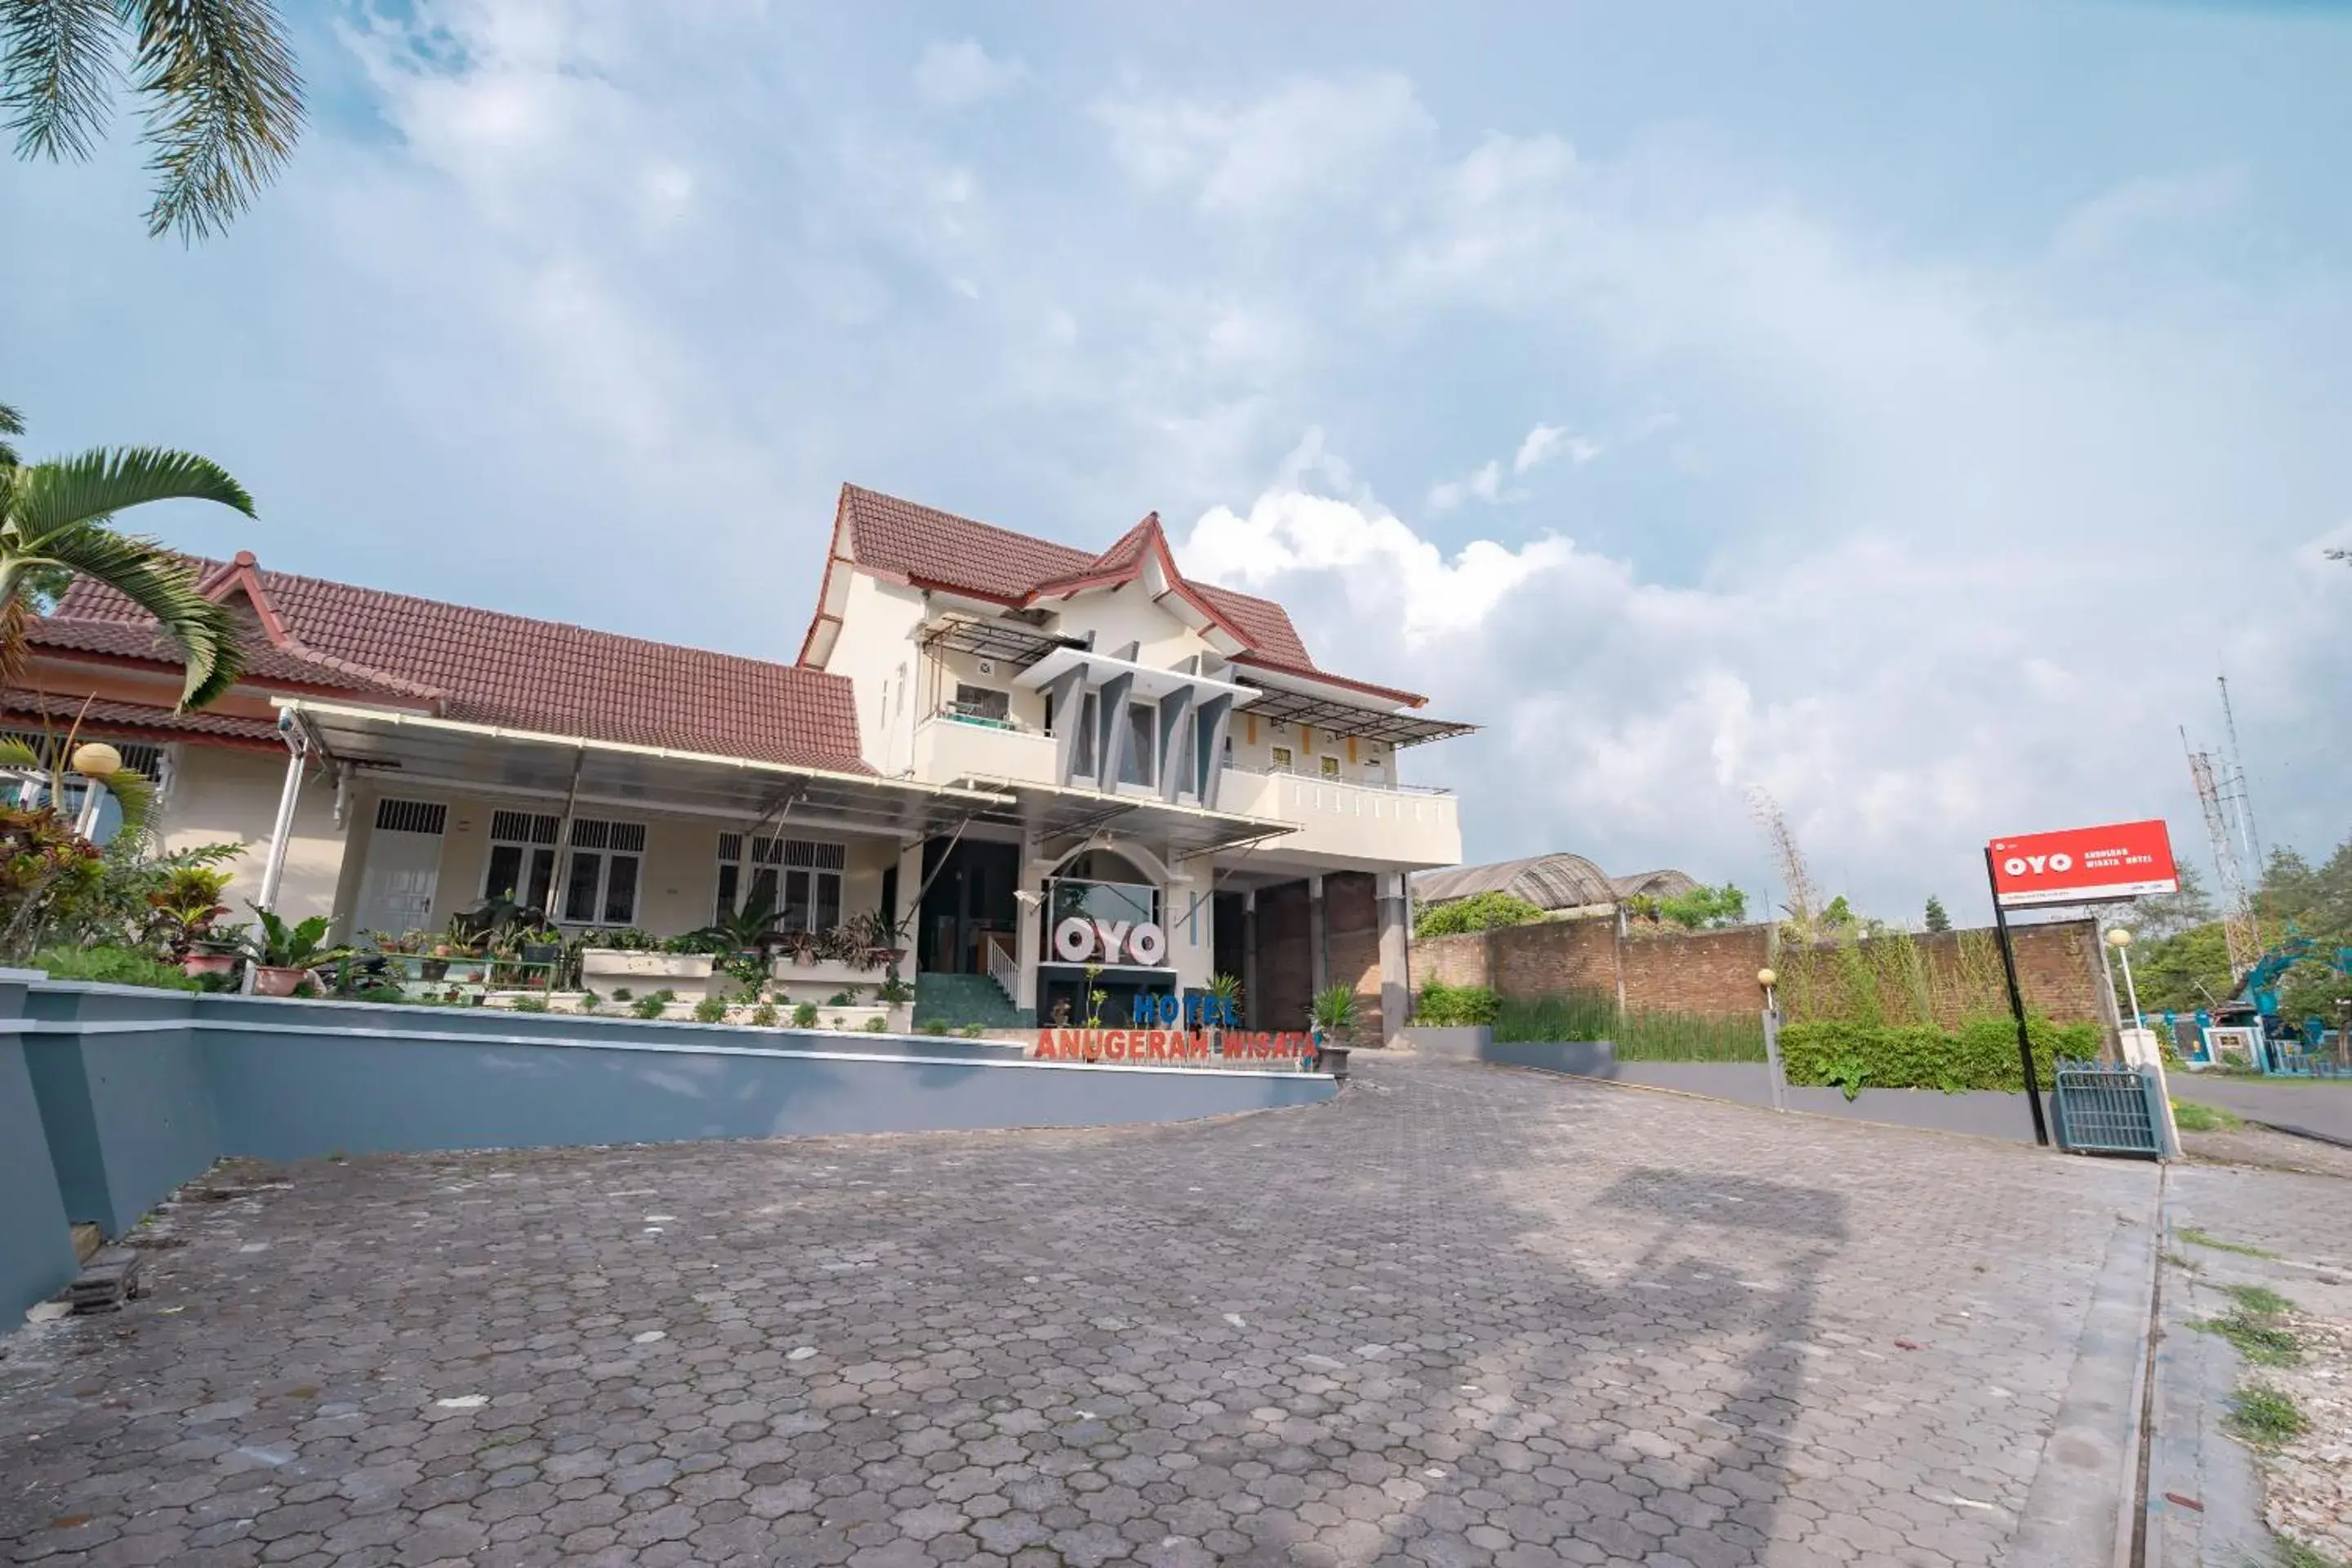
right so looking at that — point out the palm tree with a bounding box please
[2,0,304,241]
[1,410,254,709]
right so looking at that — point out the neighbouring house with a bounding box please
[8,484,1472,1036]
[1413,853,1699,923]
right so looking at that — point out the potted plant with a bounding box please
[145,862,239,974]
[241,906,352,997]
[1309,984,1357,1080]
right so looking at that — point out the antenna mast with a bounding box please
[2217,674,2264,885]
[2183,725,2257,981]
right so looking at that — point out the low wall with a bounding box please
[1,982,1334,1319]
[0,973,78,1321]
[1401,1026,2037,1142]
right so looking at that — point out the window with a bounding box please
[717,835,844,932]
[951,683,1009,722]
[0,732,164,844]
[483,810,559,911]
[1071,691,1099,777]
[1269,745,1293,772]
[1120,702,1157,787]
[1319,755,1342,779]
[558,818,646,924]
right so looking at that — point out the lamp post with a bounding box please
[69,742,123,840]
[1757,967,1786,1111]
[2106,927,2145,1056]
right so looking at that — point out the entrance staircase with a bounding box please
[912,972,1034,1032]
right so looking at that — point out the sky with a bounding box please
[6,0,2350,924]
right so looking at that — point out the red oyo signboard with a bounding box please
[1988,819,2178,907]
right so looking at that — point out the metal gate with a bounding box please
[2051,1059,2167,1158]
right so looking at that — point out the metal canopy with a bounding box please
[277,699,1010,839]
[1232,680,1477,747]
[921,614,1078,669]
[1015,645,1258,706]
[937,772,1297,862]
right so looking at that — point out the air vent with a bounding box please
[374,798,448,835]
[489,810,559,844]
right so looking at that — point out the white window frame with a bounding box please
[482,809,560,911]
[1269,745,1294,772]
[717,834,846,933]
[559,818,647,925]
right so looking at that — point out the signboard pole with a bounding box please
[1985,847,2051,1147]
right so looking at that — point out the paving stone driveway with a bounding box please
[0,1055,2162,1567]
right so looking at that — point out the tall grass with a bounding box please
[1493,989,1767,1062]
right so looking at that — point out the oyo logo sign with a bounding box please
[2002,852,2074,878]
[1054,915,1166,967]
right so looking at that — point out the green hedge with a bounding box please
[1778,1018,2098,1095]
[1414,892,1544,939]
[1411,982,1500,1026]
[1492,990,1766,1062]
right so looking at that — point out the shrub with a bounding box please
[1412,981,1500,1027]
[693,995,727,1023]
[921,1020,951,1036]
[612,987,633,1002]
[1777,1017,2093,1095]
[353,984,408,1005]
[30,943,200,991]
[791,1000,819,1028]
[630,991,670,1019]
[510,996,549,1013]
[862,1016,886,1032]
[959,1022,985,1038]
[1414,891,1543,939]
[1491,989,1766,1062]
[1656,883,1748,930]
[751,1001,779,1027]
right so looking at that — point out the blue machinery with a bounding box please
[2158,933,2352,1076]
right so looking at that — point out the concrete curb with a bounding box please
[2009,1177,2163,1567]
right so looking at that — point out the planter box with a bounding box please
[764,957,890,995]
[579,950,712,980]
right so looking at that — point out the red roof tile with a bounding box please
[54,561,871,773]
[22,616,430,702]
[2,692,283,747]
[830,484,1401,700]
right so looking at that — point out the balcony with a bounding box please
[1215,767,1460,870]
[911,710,1058,787]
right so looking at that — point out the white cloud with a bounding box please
[1512,422,1601,474]
[2053,167,2245,261]
[1425,460,1501,512]
[1094,72,1432,215]
[913,38,1026,110]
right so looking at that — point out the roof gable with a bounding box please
[53,559,871,772]
[817,483,1400,700]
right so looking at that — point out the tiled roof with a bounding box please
[21,616,429,702]
[2,691,283,747]
[833,483,1348,688]
[53,556,871,773]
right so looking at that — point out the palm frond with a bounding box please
[0,399,23,468]
[6,444,253,541]
[0,0,117,163]
[99,765,155,844]
[31,526,244,707]
[126,0,304,243]
[0,737,41,770]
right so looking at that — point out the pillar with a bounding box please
[1308,875,1328,996]
[1242,890,1258,1030]
[895,838,927,968]
[1015,836,1047,1013]
[1378,871,1410,1045]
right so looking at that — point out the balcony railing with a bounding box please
[1218,762,1452,799]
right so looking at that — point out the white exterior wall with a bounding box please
[820,572,927,773]
[161,745,348,924]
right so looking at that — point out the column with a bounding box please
[1241,890,1258,1030]
[1015,836,1048,1013]
[1308,875,1328,996]
[1378,871,1410,1045]
[894,839,927,968]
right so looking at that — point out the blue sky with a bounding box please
[7,1,2350,921]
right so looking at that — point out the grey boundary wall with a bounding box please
[0,979,1334,1319]
[1401,1025,2039,1143]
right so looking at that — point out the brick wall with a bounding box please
[1325,872,1387,1037]
[1618,926,1771,1013]
[1406,915,2109,1027]
[1492,919,1619,999]
[1253,882,1312,1031]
